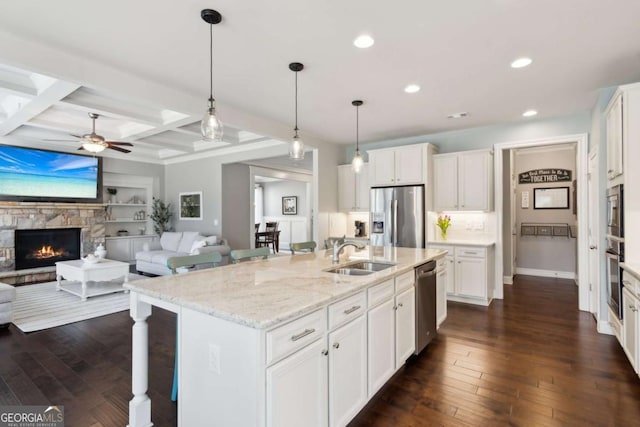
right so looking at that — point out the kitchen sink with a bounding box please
[346,261,396,272]
[326,268,374,276]
[326,261,396,276]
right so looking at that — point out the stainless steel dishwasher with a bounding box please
[414,260,437,355]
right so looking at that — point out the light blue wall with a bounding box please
[344,111,592,163]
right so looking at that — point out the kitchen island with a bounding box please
[125,245,446,427]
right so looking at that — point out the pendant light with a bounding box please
[200,9,224,142]
[351,100,364,173]
[289,62,305,160]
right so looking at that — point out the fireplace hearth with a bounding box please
[15,228,81,270]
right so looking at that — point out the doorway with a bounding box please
[494,133,590,311]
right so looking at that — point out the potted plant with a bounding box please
[106,187,118,204]
[150,197,173,235]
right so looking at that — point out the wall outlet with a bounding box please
[213,219,219,226]
[209,343,221,374]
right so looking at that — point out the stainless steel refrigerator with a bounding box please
[370,185,424,248]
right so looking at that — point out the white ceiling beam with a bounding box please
[0,80,79,136]
[0,80,37,97]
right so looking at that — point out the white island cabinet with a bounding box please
[125,247,445,427]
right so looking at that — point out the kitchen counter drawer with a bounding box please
[266,308,327,365]
[329,291,366,330]
[395,270,414,293]
[368,279,394,308]
[454,247,487,258]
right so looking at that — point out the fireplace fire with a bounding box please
[15,228,81,270]
[31,245,66,260]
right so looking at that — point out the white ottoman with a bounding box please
[0,282,16,328]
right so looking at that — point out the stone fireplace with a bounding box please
[0,202,106,285]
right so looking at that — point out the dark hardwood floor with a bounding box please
[350,275,640,426]
[1,275,639,426]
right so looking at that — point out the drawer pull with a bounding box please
[291,328,315,341]
[463,251,478,255]
[343,305,361,315]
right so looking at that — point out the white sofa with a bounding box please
[135,231,231,276]
[0,282,15,328]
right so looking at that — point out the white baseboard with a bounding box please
[598,320,616,336]
[515,267,576,280]
[503,275,513,285]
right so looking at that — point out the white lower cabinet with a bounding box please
[367,297,395,397]
[328,316,367,427]
[435,258,448,328]
[429,244,493,306]
[455,255,486,299]
[395,287,416,369]
[265,269,423,426]
[106,235,156,263]
[622,284,639,372]
[266,338,328,427]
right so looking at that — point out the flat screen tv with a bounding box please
[0,144,103,203]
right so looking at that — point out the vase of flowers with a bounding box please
[150,197,173,235]
[437,215,451,240]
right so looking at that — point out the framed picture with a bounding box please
[179,191,203,220]
[533,187,569,209]
[282,196,297,215]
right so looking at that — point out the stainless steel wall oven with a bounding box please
[606,237,624,319]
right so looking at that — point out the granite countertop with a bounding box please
[124,246,446,330]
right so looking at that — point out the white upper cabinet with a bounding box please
[433,150,493,211]
[337,164,369,212]
[606,92,624,181]
[368,144,426,187]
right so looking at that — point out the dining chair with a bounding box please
[167,252,222,402]
[230,247,270,263]
[290,241,317,254]
[256,221,279,253]
[167,252,223,274]
[254,223,260,232]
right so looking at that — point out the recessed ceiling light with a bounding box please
[511,57,533,68]
[447,112,468,119]
[353,35,375,49]
[404,84,420,94]
[522,109,538,117]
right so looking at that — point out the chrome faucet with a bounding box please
[332,240,365,264]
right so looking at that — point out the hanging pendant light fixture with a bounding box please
[200,9,224,142]
[351,100,364,173]
[289,62,305,160]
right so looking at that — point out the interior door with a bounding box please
[588,148,600,316]
[510,150,517,279]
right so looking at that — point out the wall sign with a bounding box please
[518,169,572,184]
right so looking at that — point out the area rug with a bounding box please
[12,274,145,333]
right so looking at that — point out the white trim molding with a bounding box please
[493,133,590,312]
[503,275,513,285]
[515,268,576,281]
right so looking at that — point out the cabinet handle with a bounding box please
[398,302,404,308]
[608,169,613,173]
[393,305,398,310]
[333,342,340,349]
[291,328,315,341]
[321,349,328,356]
[343,305,361,315]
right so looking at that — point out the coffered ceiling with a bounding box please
[0,0,639,163]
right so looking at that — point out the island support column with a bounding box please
[128,292,153,427]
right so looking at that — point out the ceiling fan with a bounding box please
[45,113,134,154]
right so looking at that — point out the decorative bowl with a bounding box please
[82,255,100,264]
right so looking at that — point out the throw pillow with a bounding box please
[178,231,202,253]
[204,235,218,246]
[190,239,207,254]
